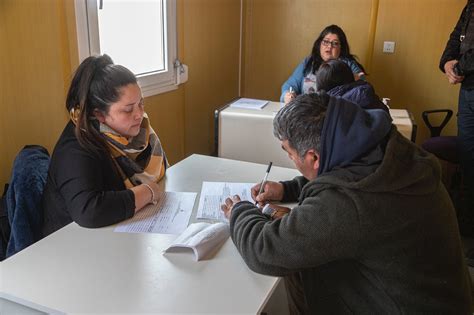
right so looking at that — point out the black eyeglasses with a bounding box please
[321,39,340,48]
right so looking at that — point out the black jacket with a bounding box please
[440,0,474,89]
[42,121,135,237]
[230,130,472,313]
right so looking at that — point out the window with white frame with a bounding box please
[74,0,179,97]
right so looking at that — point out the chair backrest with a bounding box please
[422,109,453,137]
[421,109,459,164]
[6,145,50,258]
[421,110,463,214]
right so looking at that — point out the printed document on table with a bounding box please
[115,191,197,235]
[229,98,268,110]
[197,182,254,222]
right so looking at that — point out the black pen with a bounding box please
[255,162,273,205]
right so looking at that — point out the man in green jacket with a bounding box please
[222,93,472,313]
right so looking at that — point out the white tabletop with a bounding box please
[0,154,299,314]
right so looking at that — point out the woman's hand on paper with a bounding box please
[251,181,284,206]
[131,181,161,213]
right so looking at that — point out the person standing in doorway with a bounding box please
[440,0,474,238]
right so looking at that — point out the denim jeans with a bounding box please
[458,88,474,233]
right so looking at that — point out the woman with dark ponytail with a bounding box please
[281,24,366,104]
[42,55,167,236]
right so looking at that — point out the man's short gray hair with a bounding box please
[273,93,329,158]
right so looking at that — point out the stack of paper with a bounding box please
[163,222,230,261]
[229,98,268,110]
[389,109,409,118]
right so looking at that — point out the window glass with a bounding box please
[75,0,178,97]
[96,0,166,76]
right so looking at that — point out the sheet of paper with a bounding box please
[115,191,196,235]
[392,117,412,126]
[229,98,268,110]
[389,109,409,118]
[197,182,254,222]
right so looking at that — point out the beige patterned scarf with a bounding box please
[99,113,167,188]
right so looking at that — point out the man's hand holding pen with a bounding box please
[221,161,290,220]
[252,181,290,220]
[251,181,284,206]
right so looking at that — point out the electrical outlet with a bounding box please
[383,41,395,53]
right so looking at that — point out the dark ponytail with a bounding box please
[65,54,137,154]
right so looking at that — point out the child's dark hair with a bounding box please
[316,59,355,92]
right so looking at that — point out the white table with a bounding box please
[216,100,417,168]
[0,155,299,314]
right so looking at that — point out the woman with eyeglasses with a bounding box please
[281,24,366,104]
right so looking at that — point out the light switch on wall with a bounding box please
[383,41,396,53]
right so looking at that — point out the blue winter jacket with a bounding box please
[6,145,50,257]
[326,80,389,113]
